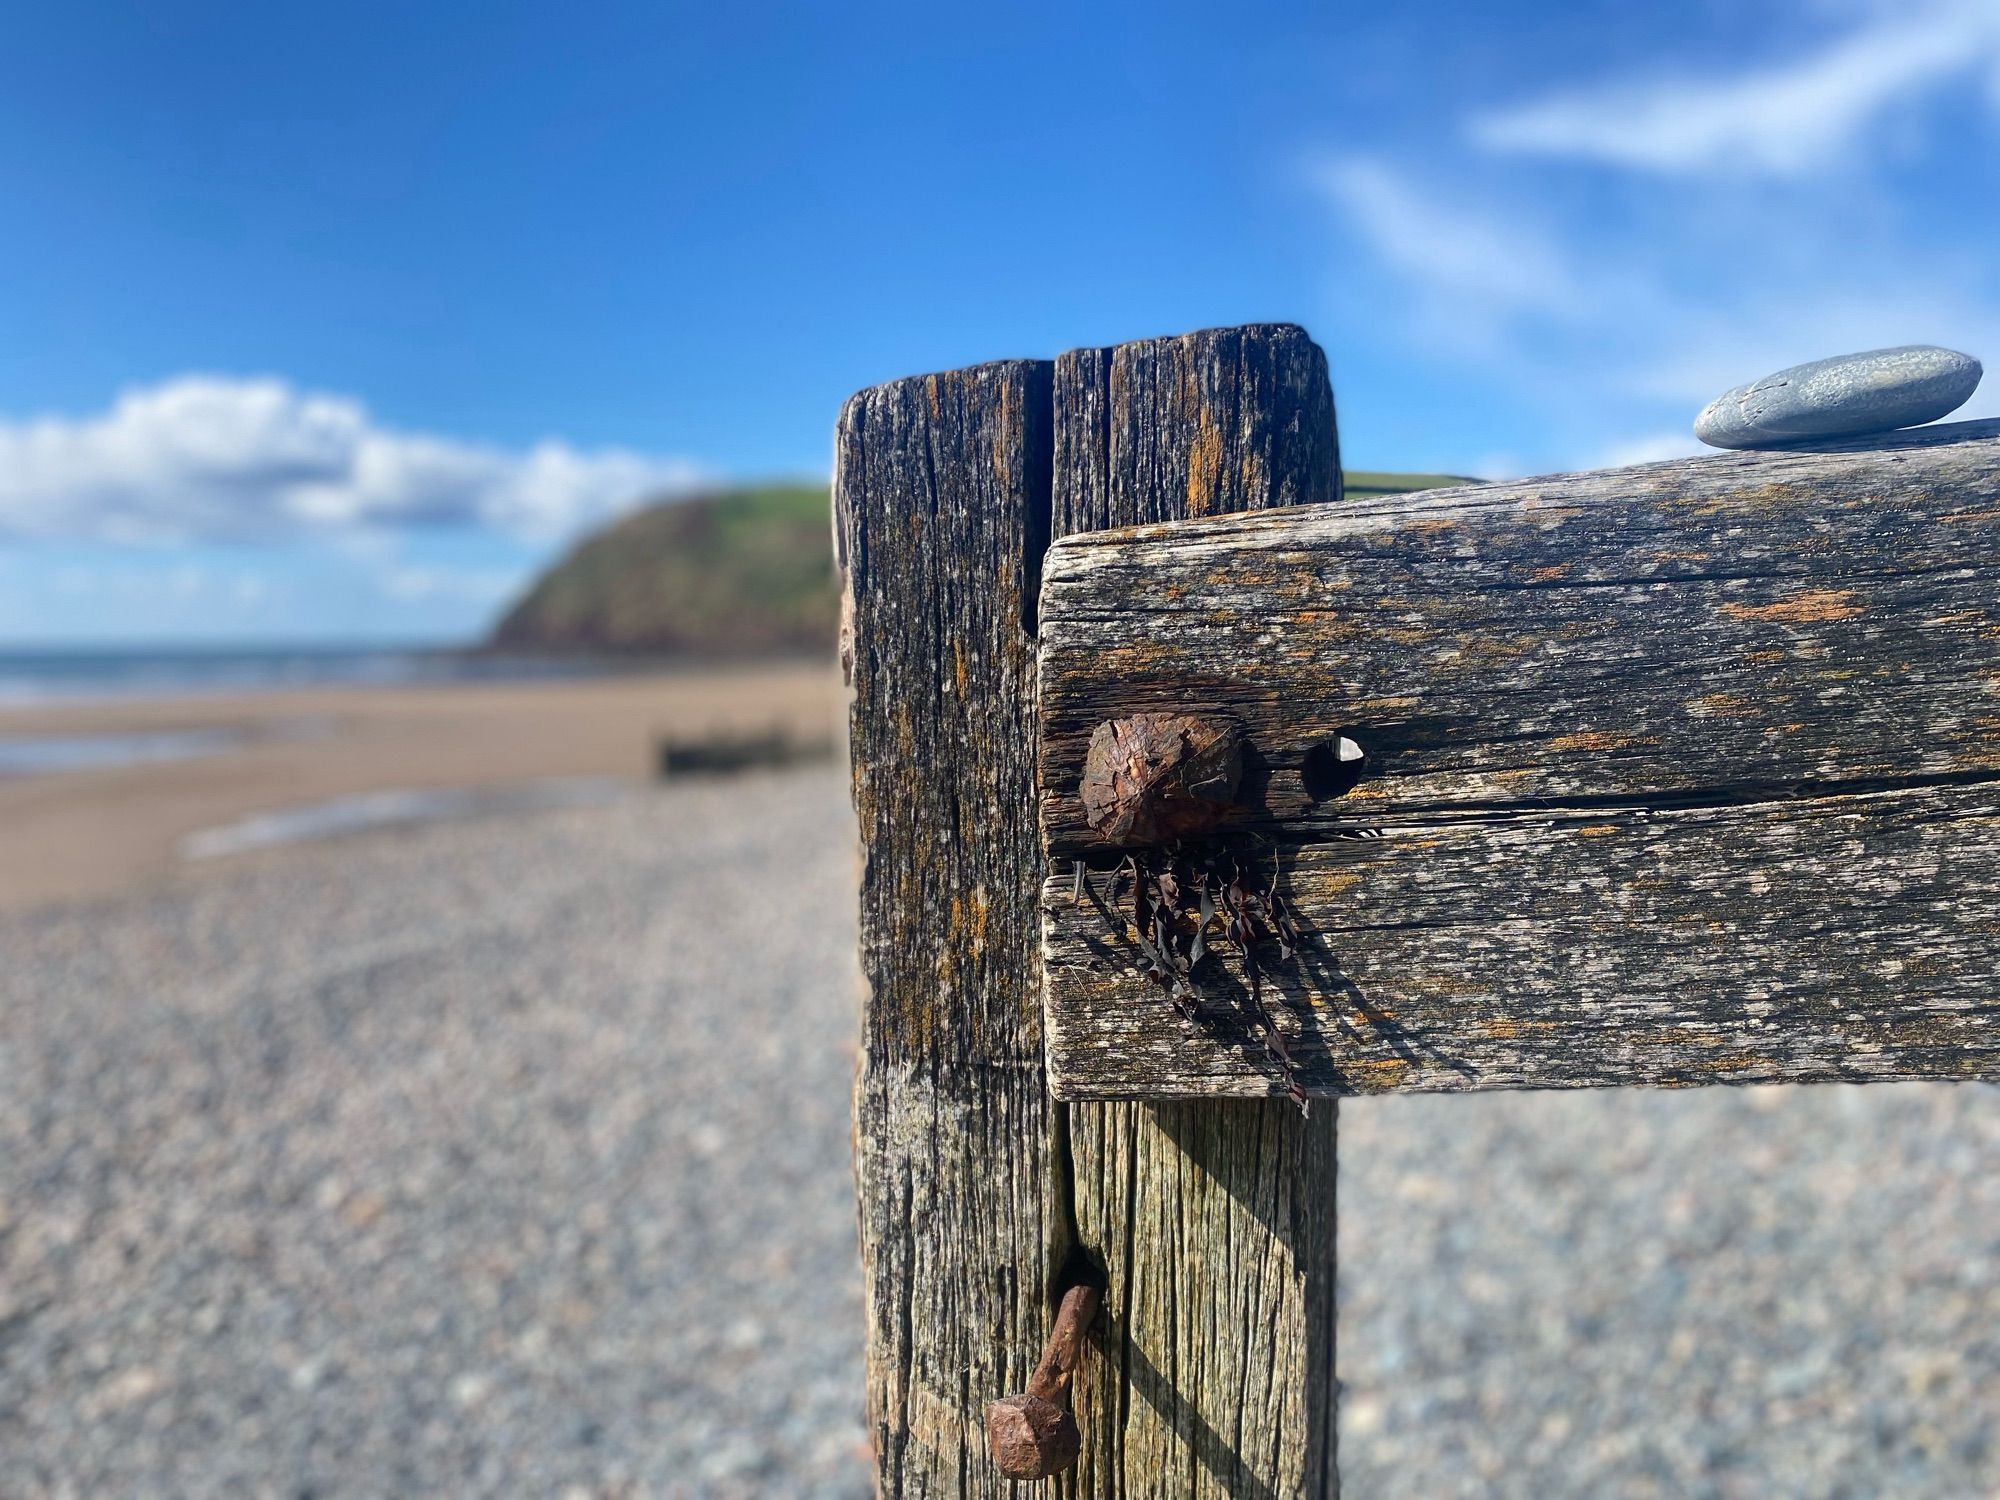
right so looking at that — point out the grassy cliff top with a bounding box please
[1342,470,1481,498]
[489,472,1477,656]
[490,483,835,656]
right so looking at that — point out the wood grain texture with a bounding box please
[1052,324,1341,537]
[1037,418,2000,1100]
[837,359,1069,1496]
[1053,327,1342,1498]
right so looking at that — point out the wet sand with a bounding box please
[0,660,843,913]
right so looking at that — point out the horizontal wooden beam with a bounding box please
[1038,419,2000,1099]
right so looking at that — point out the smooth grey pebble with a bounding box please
[1694,345,1981,449]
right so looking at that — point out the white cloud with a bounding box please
[1315,146,2000,395]
[1313,157,1577,318]
[1466,452,1529,482]
[1469,0,2000,177]
[0,376,703,545]
[43,560,281,610]
[379,565,528,606]
[1313,154,1660,366]
[1625,294,2000,411]
[1311,154,1678,382]
[1309,145,2000,468]
[1594,433,1711,469]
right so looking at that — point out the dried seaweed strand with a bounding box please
[1079,844,1310,1112]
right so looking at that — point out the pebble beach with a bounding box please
[1,764,1995,1497]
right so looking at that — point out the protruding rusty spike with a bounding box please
[985,1282,1101,1479]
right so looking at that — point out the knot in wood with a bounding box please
[1080,713,1244,846]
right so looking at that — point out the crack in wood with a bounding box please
[1305,765,2000,837]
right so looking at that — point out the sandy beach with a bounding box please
[0,660,843,913]
[0,767,874,1497]
[0,764,1993,1495]
[0,650,1995,1497]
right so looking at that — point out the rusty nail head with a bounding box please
[984,1282,1102,1480]
[1079,713,1244,846]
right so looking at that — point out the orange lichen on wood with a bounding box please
[1690,693,1758,717]
[1186,407,1223,517]
[1482,1019,1560,1038]
[1344,1057,1414,1089]
[1549,731,1643,752]
[1721,589,1862,624]
[1689,480,1804,517]
[1704,1051,1778,1073]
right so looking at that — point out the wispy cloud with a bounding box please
[1316,153,1999,457]
[1312,0,2000,472]
[1310,153,1675,387]
[0,376,703,546]
[1469,1,2000,177]
[1312,158,1577,319]
[1591,432,1711,469]
[378,565,527,606]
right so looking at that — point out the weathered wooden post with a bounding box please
[837,324,1344,1495]
[841,312,2000,1495]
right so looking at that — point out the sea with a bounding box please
[0,644,594,708]
[0,645,609,780]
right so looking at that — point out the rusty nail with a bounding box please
[1079,712,1245,846]
[984,1282,1101,1480]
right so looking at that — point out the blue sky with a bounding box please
[2,0,1997,643]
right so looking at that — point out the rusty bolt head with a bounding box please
[984,1392,1082,1480]
[1079,713,1244,846]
